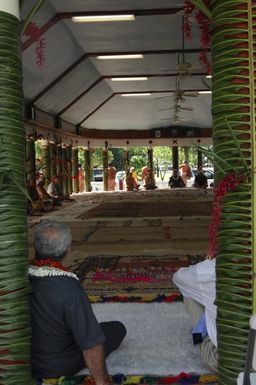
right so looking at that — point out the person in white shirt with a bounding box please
[173,258,218,373]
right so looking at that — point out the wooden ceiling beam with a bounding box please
[77,89,207,127]
[25,118,212,142]
[57,72,208,117]
[79,127,212,140]
[30,49,210,105]
[22,8,183,52]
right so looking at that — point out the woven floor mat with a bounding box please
[71,255,205,303]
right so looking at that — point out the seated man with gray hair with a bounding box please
[29,220,126,382]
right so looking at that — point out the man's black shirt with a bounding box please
[29,276,105,378]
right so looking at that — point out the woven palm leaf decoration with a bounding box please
[0,9,35,385]
[72,147,79,193]
[0,1,46,384]
[41,139,51,184]
[191,0,256,384]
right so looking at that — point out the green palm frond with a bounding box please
[21,0,45,34]
[189,0,211,19]
[211,1,256,384]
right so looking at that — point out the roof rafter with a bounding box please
[30,49,210,105]
[57,72,207,117]
[22,8,183,51]
[77,89,206,126]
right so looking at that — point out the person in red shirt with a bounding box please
[179,161,192,186]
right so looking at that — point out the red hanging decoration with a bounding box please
[183,1,211,73]
[24,21,46,68]
[208,173,244,258]
[183,0,195,41]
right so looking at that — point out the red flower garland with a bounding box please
[183,0,211,73]
[183,0,195,41]
[24,22,46,68]
[208,173,244,258]
[31,258,70,272]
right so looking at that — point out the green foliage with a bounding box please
[21,0,46,34]
[153,147,172,169]
[90,148,113,168]
[78,148,84,166]
[189,0,211,19]
[110,148,124,171]
[129,147,147,173]
[35,141,42,160]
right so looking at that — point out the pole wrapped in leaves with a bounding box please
[210,0,255,383]
[67,145,73,195]
[72,147,79,193]
[62,146,68,195]
[26,136,36,184]
[41,139,50,185]
[84,148,91,192]
[50,142,57,180]
[0,9,34,385]
[190,0,255,383]
[56,145,63,190]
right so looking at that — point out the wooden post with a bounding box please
[103,142,108,191]
[124,148,130,175]
[41,139,50,185]
[26,136,36,184]
[84,148,92,192]
[62,146,69,195]
[197,149,203,169]
[72,146,79,193]
[172,146,179,172]
[50,142,57,179]
[147,147,154,170]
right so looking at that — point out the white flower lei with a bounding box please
[28,265,79,280]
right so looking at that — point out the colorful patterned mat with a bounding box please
[71,255,205,303]
[38,373,219,385]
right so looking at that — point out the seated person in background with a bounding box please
[141,166,149,183]
[107,163,116,191]
[144,169,157,190]
[130,167,139,186]
[27,178,43,214]
[36,174,56,209]
[29,220,126,381]
[173,258,218,373]
[179,160,192,186]
[47,175,71,202]
[27,178,53,214]
[168,170,185,188]
[126,170,139,191]
[194,167,208,189]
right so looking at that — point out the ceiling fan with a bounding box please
[157,77,198,102]
[160,114,189,122]
[158,104,193,113]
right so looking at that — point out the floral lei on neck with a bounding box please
[28,258,79,280]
